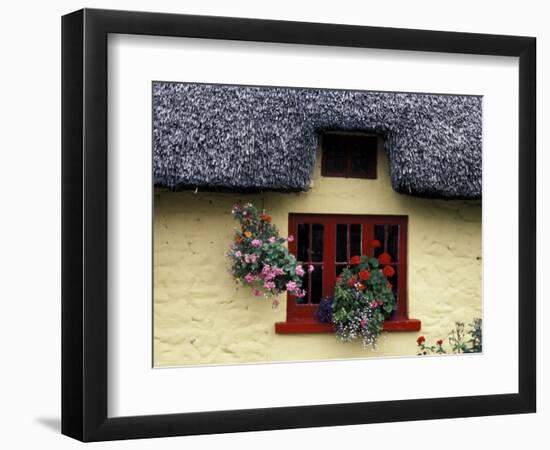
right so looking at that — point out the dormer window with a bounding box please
[321,132,378,179]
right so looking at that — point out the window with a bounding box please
[321,132,377,179]
[275,214,420,333]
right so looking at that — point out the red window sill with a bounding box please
[275,318,421,334]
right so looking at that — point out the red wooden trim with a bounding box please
[275,319,421,334]
[395,217,408,320]
[275,321,334,334]
[382,318,421,332]
[286,213,409,324]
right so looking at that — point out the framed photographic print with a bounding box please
[61,8,536,442]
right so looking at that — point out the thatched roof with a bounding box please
[153,82,481,199]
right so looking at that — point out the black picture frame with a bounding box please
[61,8,536,442]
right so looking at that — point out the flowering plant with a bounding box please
[416,319,482,356]
[227,203,307,306]
[331,251,396,348]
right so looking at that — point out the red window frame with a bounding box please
[320,132,377,179]
[275,214,421,333]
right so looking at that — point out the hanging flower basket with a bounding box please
[227,203,309,306]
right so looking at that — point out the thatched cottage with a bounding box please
[153,81,482,366]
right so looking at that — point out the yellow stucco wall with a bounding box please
[153,139,482,367]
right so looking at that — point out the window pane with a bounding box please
[324,137,346,173]
[336,224,348,262]
[297,270,309,304]
[374,224,385,258]
[350,144,369,173]
[387,225,399,262]
[310,265,323,304]
[297,223,309,262]
[350,224,362,258]
[311,224,324,262]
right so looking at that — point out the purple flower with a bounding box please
[273,267,285,276]
[251,239,262,248]
[264,281,276,290]
[295,265,305,277]
[234,250,242,258]
[294,288,306,298]
[286,281,297,292]
[268,236,277,244]
[308,265,315,273]
[244,273,255,283]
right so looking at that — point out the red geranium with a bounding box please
[378,252,391,265]
[356,283,365,291]
[347,276,357,288]
[416,336,426,346]
[382,265,395,278]
[386,282,393,289]
[369,239,381,248]
[358,269,371,281]
[436,339,444,346]
[350,255,361,265]
[336,277,342,283]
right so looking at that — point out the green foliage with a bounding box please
[227,203,306,306]
[416,318,483,356]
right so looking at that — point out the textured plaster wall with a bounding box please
[154,139,482,367]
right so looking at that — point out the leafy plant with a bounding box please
[331,252,396,348]
[416,318,482,355]
[227,203,311,306]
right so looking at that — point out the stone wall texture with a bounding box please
[154,139,482,367]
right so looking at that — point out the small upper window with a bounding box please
[321,132,377,179]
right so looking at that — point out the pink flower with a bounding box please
[286,281,297,292]
[253,288,263,297]
[264,281,276,290]
[308,265,315,273]
[234,250,242,258]
[360,319,368,327]
[295,265,305,277]
[244,254,257,264]
[272,267,285,276]
[251,239,262,248]
[287,235,294,242]
[244,273,255,283]
[294,288,306,298]
[268,236,277,244]
[261,264,274,280]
